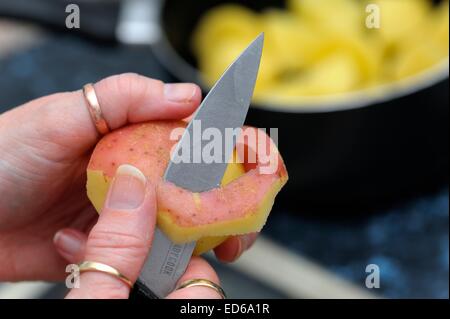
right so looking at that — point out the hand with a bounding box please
[65,164,222,299]
[0,73,257,283]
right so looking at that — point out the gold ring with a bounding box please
[176,279,226,299]
[82,83,110,135]
[78,261,133,288]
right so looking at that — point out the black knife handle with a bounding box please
[129,279,160,300]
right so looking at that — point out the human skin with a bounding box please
[0,73,257,298]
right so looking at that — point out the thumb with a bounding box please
[67,164,156,299]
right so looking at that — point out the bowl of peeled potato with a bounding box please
[152,0,449,213]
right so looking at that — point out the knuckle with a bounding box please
[116,72,143,86]
[83,277,130,299]
[112,73,163,106]
[116,73,141,97]
[87,228,148,263]
[115,72,151,92]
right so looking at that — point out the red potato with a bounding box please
[86,120,288,255]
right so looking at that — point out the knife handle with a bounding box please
[129,279,160,300]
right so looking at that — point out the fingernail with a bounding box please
[164,83,196,103]
[107,164,146,210]
[54,230,83,256]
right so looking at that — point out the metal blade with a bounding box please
[165,32,264,191]
[137,33,264,298]
[137,229,196,298]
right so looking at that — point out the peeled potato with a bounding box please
[262,9,323,69]
[432,0,449,54]
[86,122,288,255]
[198,39,248,84]
[372,0,431,44]
[390,0,449,80]
[192,0,449,103]
[393,43,445,80]
[192,4,261,59]
[279,51,360,96]
[289,0,364,36]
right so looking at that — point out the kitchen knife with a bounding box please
[130,33,263,299]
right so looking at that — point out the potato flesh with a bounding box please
[86,122,288,255]
[193,0,449,105]
[87,155,246,255]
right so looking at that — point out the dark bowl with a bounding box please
[152,0,449,214]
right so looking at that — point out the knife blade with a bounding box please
[131,33,264,299]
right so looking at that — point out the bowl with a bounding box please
[152,0,449,213]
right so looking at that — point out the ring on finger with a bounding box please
[176,279,226,299]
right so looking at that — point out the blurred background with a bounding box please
[0,0,448,298]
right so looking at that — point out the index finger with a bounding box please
[90,73,201,130]
[15,73,201,156]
